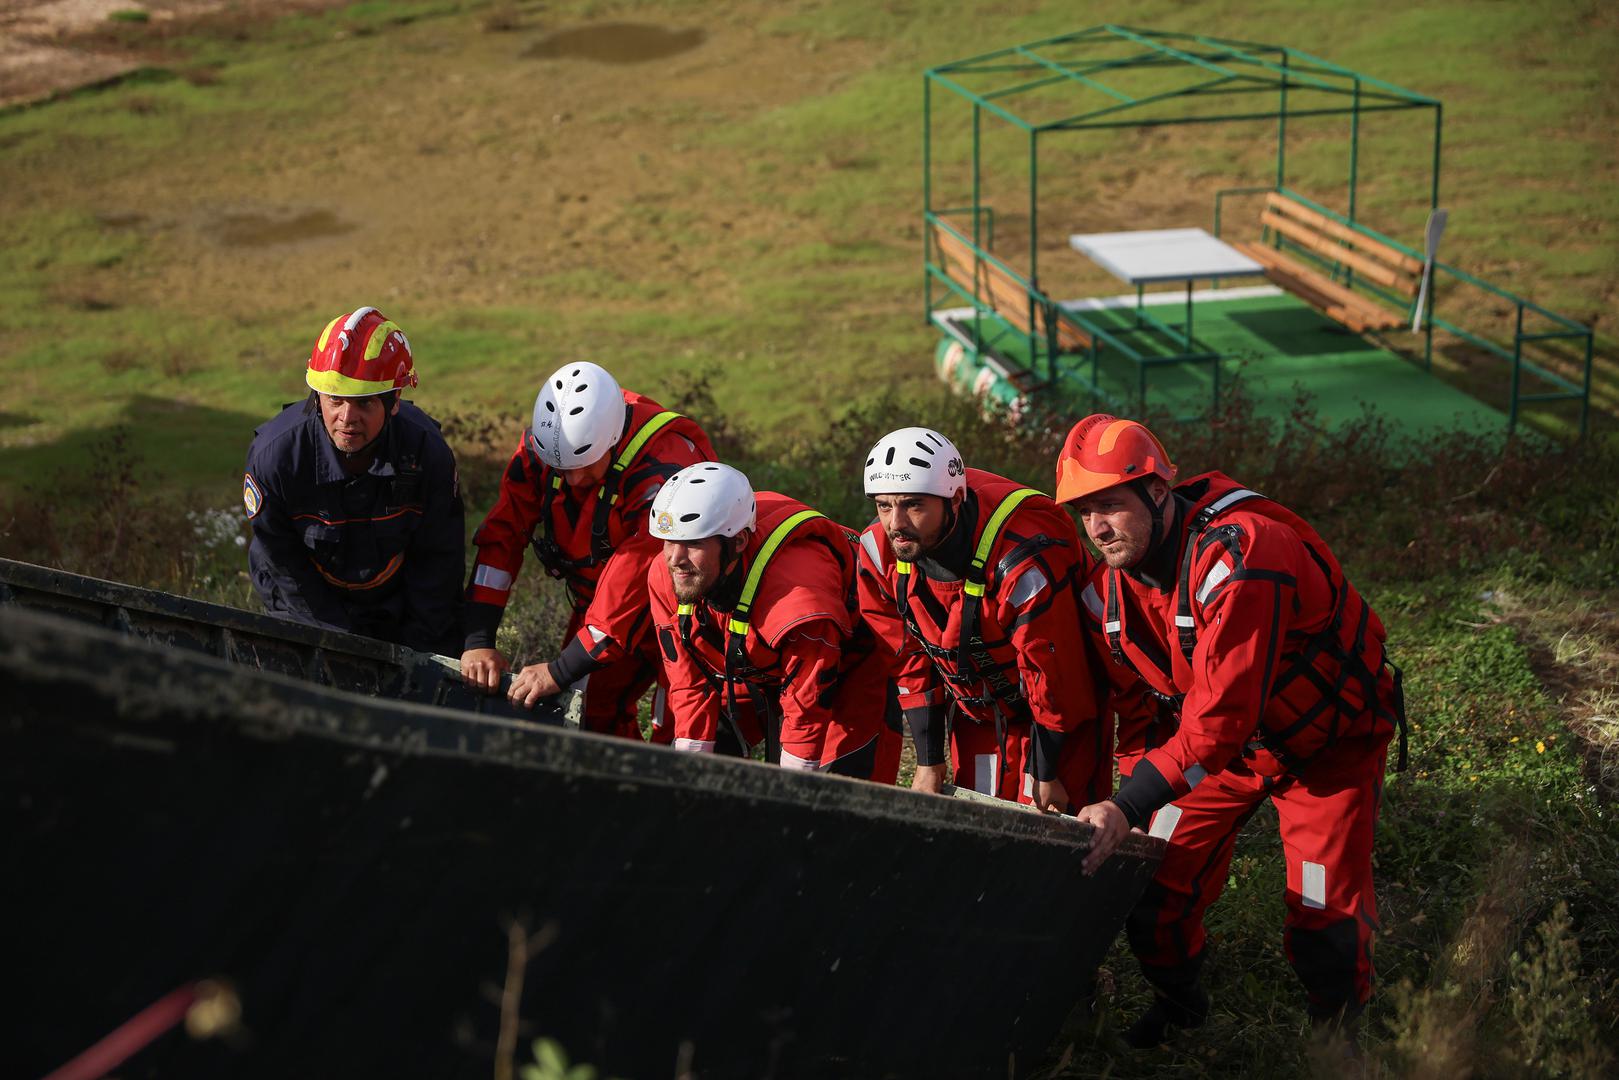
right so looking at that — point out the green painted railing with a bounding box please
[1213,186,1595,436]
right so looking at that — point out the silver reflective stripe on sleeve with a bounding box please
[779,748,819,771]
[673,738,716,753]
[1007,566,1049,609]
[1148,804,1183,841]
[1184,763,1207,789]
[1196,560,1232,604]
[473,564,514,592]
[1081,582,1104,620]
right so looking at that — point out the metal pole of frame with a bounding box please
[923,77,932,325]
[1425,103,1443,371]
[1349,80,1361,222]
[973,102,984,352]
[1030,127,1048,383]
[1347,78,1360,290]
[1276,52,1289,194]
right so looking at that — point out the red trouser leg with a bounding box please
[563,608,666,743]
[1124,762,1269,973]
[1274,735,1388,1018]
[949,718,1033,803]
[576,651,658,740]
[1057,712,1116,807]
[870,725,903,786]
[816,649,893,781]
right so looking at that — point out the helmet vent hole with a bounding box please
[569,406,585,415]
[690,478,705,484]
[884,447,896,465]
[914,440,934,455]
[679,512,702,522]
[865,456,874,466]
[570,368,581,377]
[574,444,592,456]
[575,383,588,392]
[555,379,563,389]
[908,457,930,468]
[544,401,555,412]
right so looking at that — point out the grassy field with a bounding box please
[2,1,1618,1076]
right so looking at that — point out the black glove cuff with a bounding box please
[1110,757,1175,830]
[461,600,504,652]
[1025,724,1067,783]
[904,704,948,766]
[548,636,604,690]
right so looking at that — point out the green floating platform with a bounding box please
[938,290,1511,440]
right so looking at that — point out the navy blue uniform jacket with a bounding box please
[244,399,465,653]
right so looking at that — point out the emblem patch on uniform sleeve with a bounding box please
[242,473,263,518]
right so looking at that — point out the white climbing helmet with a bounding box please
[529,361,627,470]
[863,427,967,498]
[649,462,757,541]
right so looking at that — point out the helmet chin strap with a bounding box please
[1130,477,1169,562]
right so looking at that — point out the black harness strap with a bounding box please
[1109,483,1409,772]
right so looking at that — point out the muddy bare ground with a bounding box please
[0,0,344,107]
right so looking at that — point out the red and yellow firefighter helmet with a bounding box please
[1054,414,1176,505]
[305,307,418,397]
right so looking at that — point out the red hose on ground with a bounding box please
[41,980,237,1080]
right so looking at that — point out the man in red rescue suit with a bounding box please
[245,307,465,655]
[459,362,715,741]
[646,462,900,782]
[1060,414,1406,1047]
[855,427,1110,809]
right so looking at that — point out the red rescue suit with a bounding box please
[857,469,1110,806]
[1081,471,1404,1021]
[649,493,899,782]
[465,393,714,739]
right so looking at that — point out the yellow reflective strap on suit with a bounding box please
[731,509,825,633]
[896,560,913,575]
[970,487,1042,579]
[677,603,695,616]
[613,410,683,474]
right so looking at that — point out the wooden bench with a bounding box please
[930,223,1091,352]
[1229,193,1424,334]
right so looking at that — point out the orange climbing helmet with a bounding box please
[1054,414,1176,505]
[306,307,418,397]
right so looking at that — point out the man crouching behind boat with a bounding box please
[646,463,901,782]
[855,427,1111,809]
[243,308,464,654]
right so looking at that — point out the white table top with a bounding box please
[1069,227,1265,285]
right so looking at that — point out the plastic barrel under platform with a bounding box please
[934,337,1029,423]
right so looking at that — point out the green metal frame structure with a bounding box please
[923,24,1594,435]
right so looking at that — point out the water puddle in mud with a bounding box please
[524,23,705,64]
[97,212,147,228]
[216,209,352,247]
